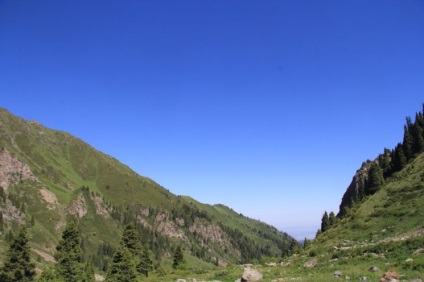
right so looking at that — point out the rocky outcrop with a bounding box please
[338,161,372,216]
[39,188,59,210]
[90,195,109,218]
[189,218,234,250]
[0,148,39,191]
[68,194,87,218]
[155,211,187,240]
[2,198,25,224]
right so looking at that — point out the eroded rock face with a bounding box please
[0,148,39,191]
[91,195,109,218]
[155,211,188,240]
[2,198,25,224]
[189,219,235,252]
[338,162,372,216]
[68,194,87,218]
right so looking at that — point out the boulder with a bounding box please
[334,270,342,278]
[240,266,262,282]
[369,266,379,272]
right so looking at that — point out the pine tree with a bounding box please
[320,211,330,232]
[137,246,153,277]
[0,227,36,282]
[172,245,184,269]
[120,224,142,257]
[36,266,62,282]
[391,143,407,172]
[83,261,95,282]
[54,221,88,282]
[403,120,414,160]
[328,211,337,227]
[366,163,384,195]
[106,247,138,282]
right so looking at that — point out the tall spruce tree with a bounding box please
[106,247,138,282]
[120,224,142,257]
[366,163,384,195]
[137,246,153,277]
[328,211,337,227]
[320,211,330,232]
[54,221,88,282]
[0,227,36,282]
[172,245,184,269]
[391,143,407,173]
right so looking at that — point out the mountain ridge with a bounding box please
[0,107,293,273]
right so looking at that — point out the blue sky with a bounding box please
[1,1,423,239]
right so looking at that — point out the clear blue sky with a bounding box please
[1,1,423,239]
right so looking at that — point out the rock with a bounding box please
[410,279,423,282]
[271,279,285,282]
[175,280,186,282]
[303,260,317,268]
[379,271,401,282]
[360,277,368,281]
[334,270,342,278]
[345,276,350,280]
[369,266,379,272]
[241,266,262,282]
[405,258,413,262]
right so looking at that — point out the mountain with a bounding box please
[293,105,424,280]
[0,108,293,273]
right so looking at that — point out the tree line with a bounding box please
[0,221,184,281]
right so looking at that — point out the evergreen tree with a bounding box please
[328,211,337,227]
[379,149,392,178]
[120,224,142,257]
[366,163,384,195]
[403,122,414,160]
[303,237,311,249]
[54,221,88,282]
[0,227,36,282]
[106,247,138,282]
[172,245,184,269]
[320,211,330,232]
[83,261,95,282]
[391,143,407,172]
[412,121,424,154]
[36,266,62,282]
[137,246,153,277]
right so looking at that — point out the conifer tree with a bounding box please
[320,211,330,232]
[403,120,414,160]
[120,224,142,257]
[392,143,407,172]
[36,266,61,282]
[303,238,311,249]
[172,245,184,269]
[328,211,337,227]
[54,221,88,282]
[106,247,138,282]
[137,246,153,277]
[0,227,36,282]
[366,163,384,195]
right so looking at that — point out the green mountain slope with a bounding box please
[0,108,292,272]
[288,105,424,280]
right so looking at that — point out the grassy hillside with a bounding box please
[0,108,294,278]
